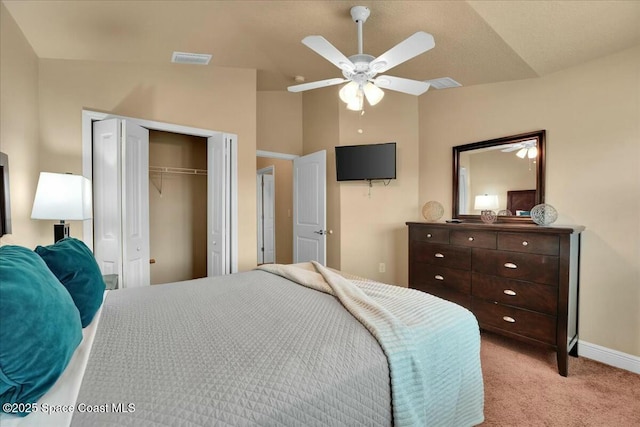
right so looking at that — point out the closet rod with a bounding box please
[149,166,207,176]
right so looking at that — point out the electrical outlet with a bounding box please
[378,263,386,273]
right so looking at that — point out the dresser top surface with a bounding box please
[406,221,584,234]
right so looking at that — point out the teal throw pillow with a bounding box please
[0,245,83,416]
[35,238,105,328]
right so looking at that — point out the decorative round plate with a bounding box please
[497,209,513,216]
[531,203,558,225]
[422,201,444,222]
[480,210,497,224]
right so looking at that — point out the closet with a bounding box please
[149,130,207,284]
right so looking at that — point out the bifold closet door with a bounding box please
[92,118,150,288]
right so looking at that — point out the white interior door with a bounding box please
[208,134,228,276]
[93,118,150,288]
[87,111,238,283]
[293,150,326,264]
[262,173,275,263]
[92,119,122,279]
[256,174,264,264]
[122,121,150,287]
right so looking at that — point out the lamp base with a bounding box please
[54,222,70,243]
[480,210,497,224]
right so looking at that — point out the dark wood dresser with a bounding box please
[406,221,583,376]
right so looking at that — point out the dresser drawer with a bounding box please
[409,226,449,244]
[411,283,471,310]
[472,298,556,345]
[472,273,557,315]
[498,232,559,255]
[451,230,497,249]
[472,248,559,286]
[411,241,471,269]
[411,264,470,294]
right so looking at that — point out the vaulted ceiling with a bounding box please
[3,0,639,91]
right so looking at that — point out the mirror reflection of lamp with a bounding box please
[474,194,499,213]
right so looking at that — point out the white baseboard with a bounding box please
[578,340,640,374]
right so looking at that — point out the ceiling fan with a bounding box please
[287,6,436,111]
[501,139,538,158]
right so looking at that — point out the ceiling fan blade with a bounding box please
[501,146,522,152]
[369,32,435,74]
[287,78,347,93]
[373,76,431,96]
[302,36,355,72]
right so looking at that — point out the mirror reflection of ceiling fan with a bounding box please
[501,139,538,158]
[287,6,459,111]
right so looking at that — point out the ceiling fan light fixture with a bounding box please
[339,81,359,103]
[363,82,384,106]
[516,148,528,159]
[527,146,538,159]
[346,90,364,111]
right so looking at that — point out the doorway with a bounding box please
[256,166,275,264]
[149,130,207,284]
[82,110,238,287]
[256,149,327,266]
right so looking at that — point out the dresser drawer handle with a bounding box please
[502,316,516,323]
[468,236,474,241]
[503,289,517,296]
[426,233,432,238]
[435,253,445,258]
[504,262,517,269]
[522,241,529,246]
[434,275,444,281]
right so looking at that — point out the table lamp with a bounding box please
[31,172,92,242]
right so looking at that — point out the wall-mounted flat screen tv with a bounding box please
[335,142,396,182]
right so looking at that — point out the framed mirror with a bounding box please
[452,130,545,223]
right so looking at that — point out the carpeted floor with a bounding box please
[479,332,640,426]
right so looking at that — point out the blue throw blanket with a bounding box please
[258,262,484,427]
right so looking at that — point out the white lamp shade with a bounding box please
[474,194,499,211]
[346,90,364,111]
[363,82,384,106]
[527,146,538,159]
[516,148,528,158]
[339,81,359,104]
[31,172,92,220]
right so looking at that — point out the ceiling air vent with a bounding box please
[425,77,462,89]
[171,51,212,65]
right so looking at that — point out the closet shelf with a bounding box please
[149,166,207,176]
[149,166,207,196]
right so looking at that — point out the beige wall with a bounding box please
[34,58,257,271]
[149,131,207,284]
[303,88,342,269]
[256,156,293,264]
[337,92,420,285]
[0,4,41,247]
[419,46,640,357]
[298,88,419,285]
[257,91,303,155]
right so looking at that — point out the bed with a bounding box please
[1,240,484,427]
[506,189,536,216]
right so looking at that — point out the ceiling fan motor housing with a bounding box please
[350,6,370,23]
